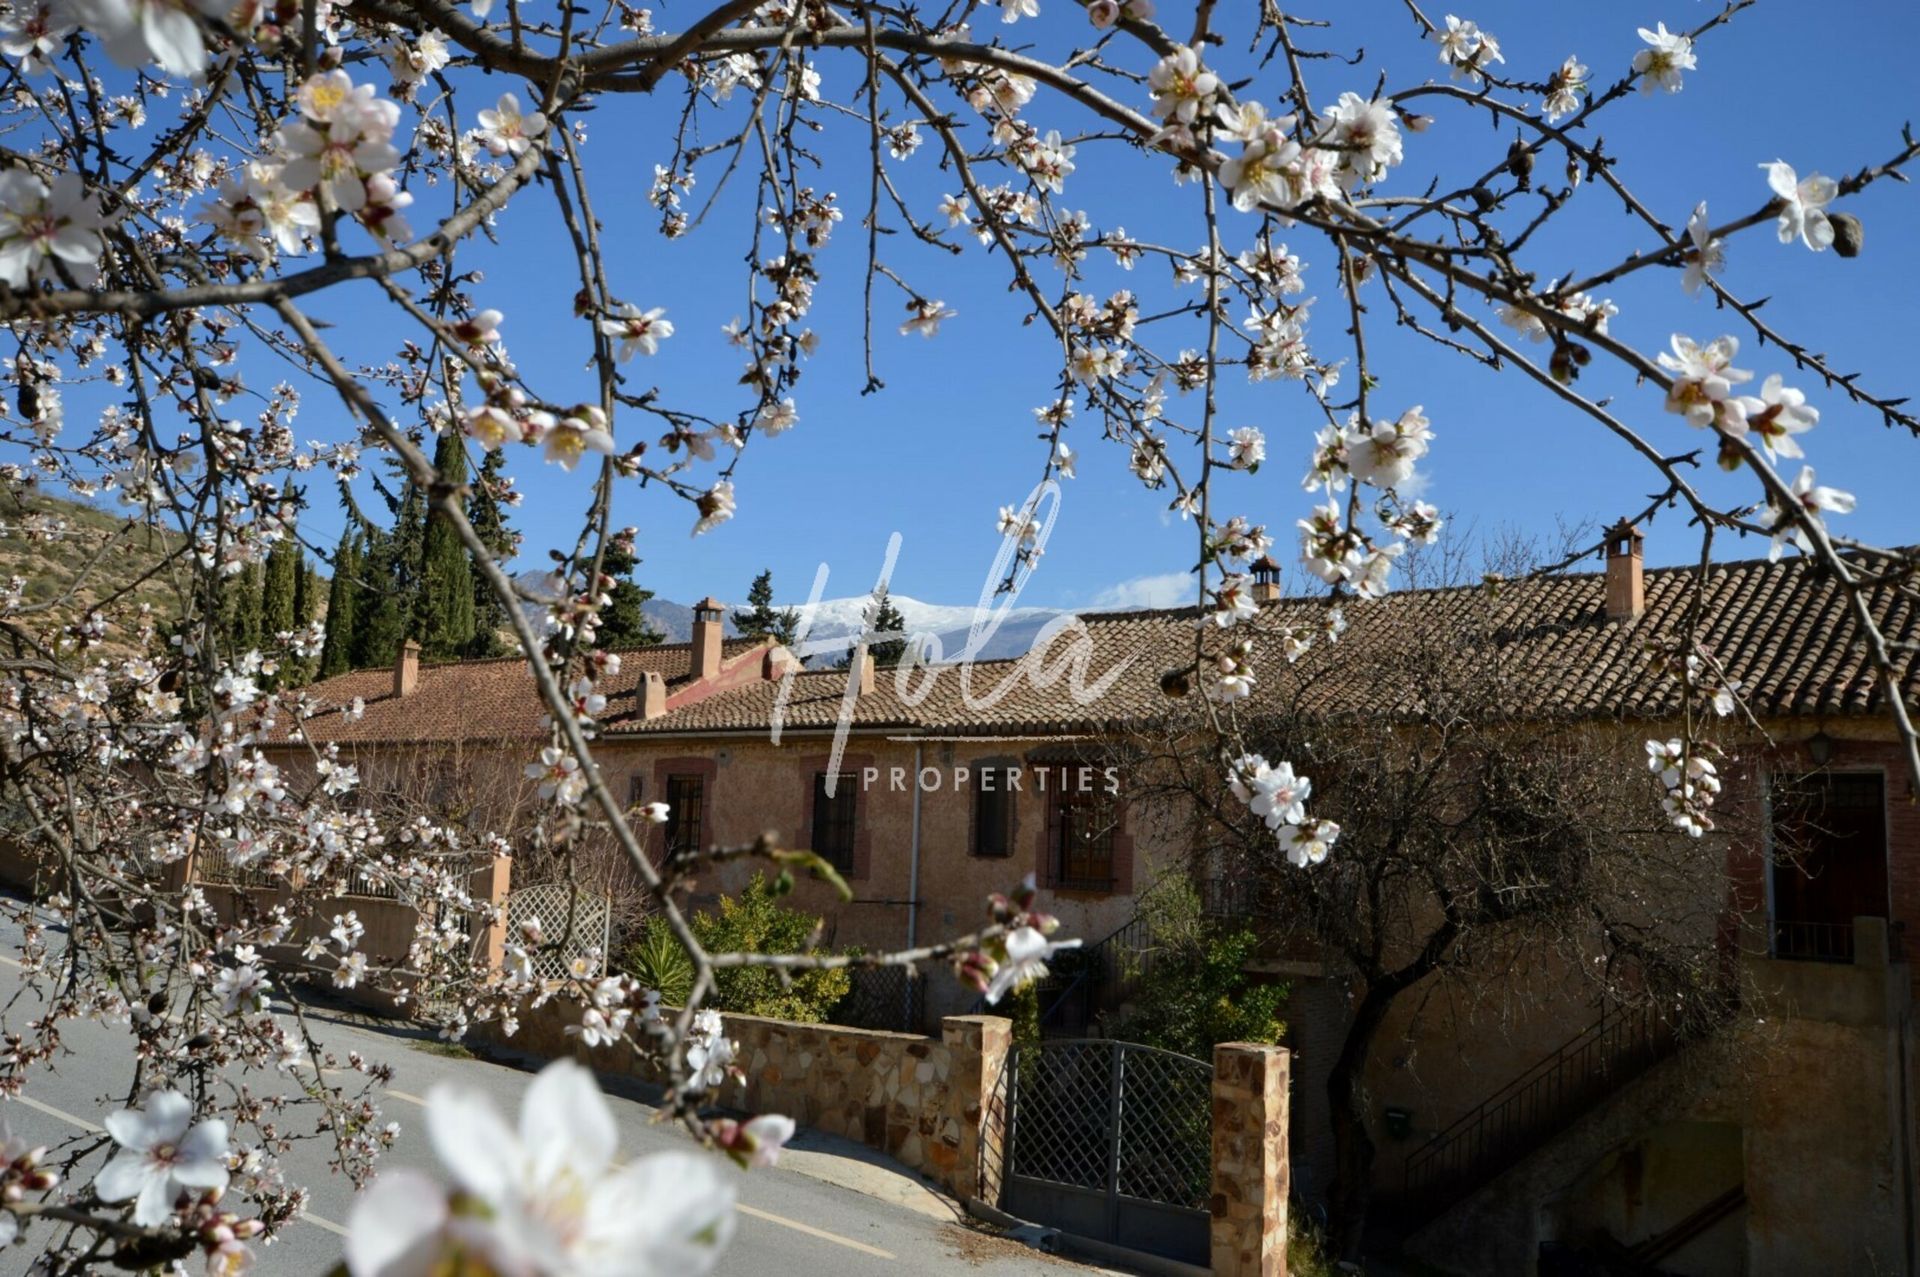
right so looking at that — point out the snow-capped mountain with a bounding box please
[644,593,1067,662]
[517,570,1079,662]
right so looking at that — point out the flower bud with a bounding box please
[1830,212,1863,259]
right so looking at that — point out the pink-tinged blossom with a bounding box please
[1147,46,1218,126]
[476,92,548,156]
[0,4,76,75]
[0,170,106,290]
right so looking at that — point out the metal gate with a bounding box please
[1001,1039,1212,1265]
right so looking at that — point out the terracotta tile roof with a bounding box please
[280,554,1916,746]
[275,638,770,745]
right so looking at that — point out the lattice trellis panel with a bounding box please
[506,882,610,981]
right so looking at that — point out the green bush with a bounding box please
[621,916,695,1007]
[688,873,851,1022]
[1111,876,1286,1060]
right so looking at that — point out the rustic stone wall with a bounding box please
[1212,1041,1291,1276]
[497,998,1010,1200]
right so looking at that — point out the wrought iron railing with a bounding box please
[1401,1004,1678,1219]
[1202,874,1257,919]
[1770,917,1856,963]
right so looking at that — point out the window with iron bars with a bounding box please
[1050,780,1116,891]
[812,772,857,872]
[664,773,704,858]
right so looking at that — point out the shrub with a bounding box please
[689,874,851,1022]
[1110,876,1286,1059]
[621,916,695,1007]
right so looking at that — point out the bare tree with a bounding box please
[1125,549,1741,1259]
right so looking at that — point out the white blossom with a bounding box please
[1632,23,1696,94]
[345,1059,736,1277]
[1762,161,1836,252]
[98,1091,230,1226]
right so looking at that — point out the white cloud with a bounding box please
[1089,570,1197,611]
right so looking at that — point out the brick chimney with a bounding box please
[1604,521,1645,621]
[690,596,724,682]
[638,670,667,720]
[1250,553,1282,605]
[855,651,875,695]
[394,638,422,698]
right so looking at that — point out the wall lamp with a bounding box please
[1806,730,1834,767]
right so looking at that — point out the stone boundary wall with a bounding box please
[499,1001,1292,1275]
[494,997,1011,1200]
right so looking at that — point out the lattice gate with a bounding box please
[505,882,611,980]
[1001,1039,1212,1265]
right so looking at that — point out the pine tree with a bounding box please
[731,569,800,646]
[596,527,664,649]
[868,586,908,668]
[413,433,476,660]
[318,531,359,679]
[464,448,517,657]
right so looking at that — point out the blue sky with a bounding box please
[260,2,1920,610]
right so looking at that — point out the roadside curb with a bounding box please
[964,1196,1210,1277]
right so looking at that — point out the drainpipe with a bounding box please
[907,739,923,951]
[906,739,924,1030]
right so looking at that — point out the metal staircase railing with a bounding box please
[1400,1003,1680,1221]
[968,910,1155,1033]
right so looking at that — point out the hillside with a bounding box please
[0,488,192,646]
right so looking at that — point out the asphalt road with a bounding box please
[0,908,1087,1276]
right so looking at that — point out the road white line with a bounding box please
[344,1072,897,1256]
[4,1090,352,1237]
[9,1092,101,1133]
[736,1202,895,1259]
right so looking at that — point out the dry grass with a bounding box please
[1,487,192,649]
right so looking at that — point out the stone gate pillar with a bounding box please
[940,1014,1012,1203]
[1212,1041,1290,1276]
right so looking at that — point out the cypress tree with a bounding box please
[352,469,425,668]
[731,569,800,646]
[413,433,476,660]
[465,448,517,657]
[261,537,299,640]
[318,531,359,679]
[227,561,265,654]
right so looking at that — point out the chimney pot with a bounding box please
[690,596,724,682]
[1604,522,1645,621]
[639,670,667,720]
[394,639,422,698]
[857,651,875,696]
[1250,553,1282,605]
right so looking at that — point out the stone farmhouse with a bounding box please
[266,533,1920,1276]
